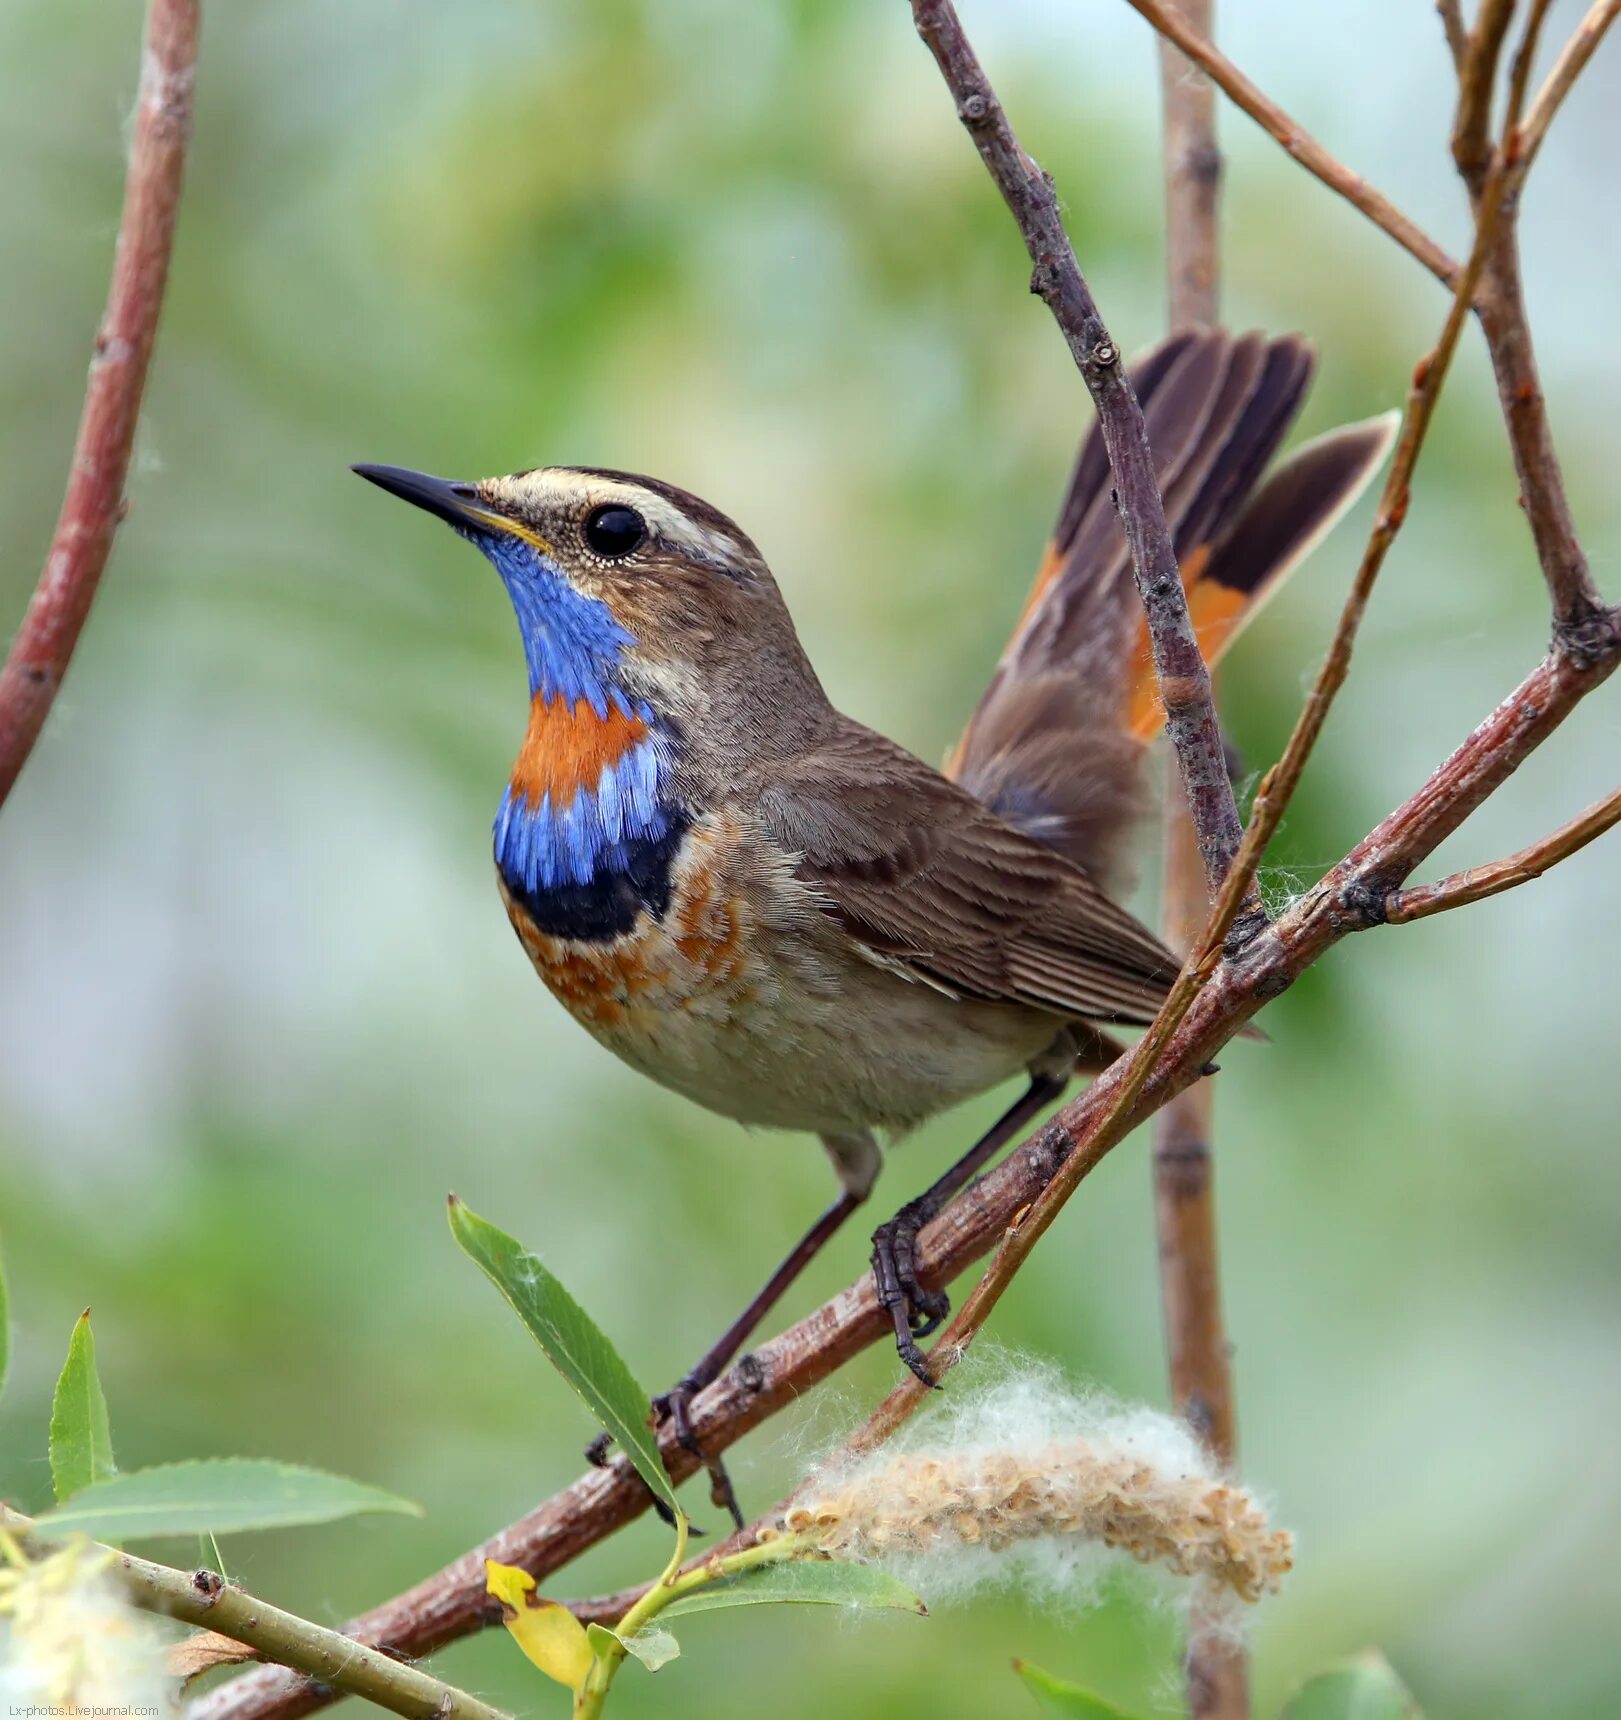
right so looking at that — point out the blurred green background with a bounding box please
[2,2,1618,1715]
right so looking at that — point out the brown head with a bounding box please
[352,463,831,760]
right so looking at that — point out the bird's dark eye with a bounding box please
[583,504,646,559]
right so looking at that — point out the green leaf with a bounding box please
[49,1310,115,1503]
[662,1557,926,1618]
[1013,1659,1141,1718]
[447,1194,678,1513]
[34,1458,421,1540]
[1282,1652,1423,1720]
[619,1626,680,1672]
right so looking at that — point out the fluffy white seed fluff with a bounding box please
[0,1541,175,1714]
[774,1363,1292,1613]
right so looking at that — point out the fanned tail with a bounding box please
[949,327,1396,894]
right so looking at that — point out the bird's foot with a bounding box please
[871,1203,949,1389]
[581,1427,686,1530]
[652,1377,744,1531]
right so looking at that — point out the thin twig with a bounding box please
[1154,7,1244,1715]
[1158,0,1221,330]
[1121,0,1463,289]
[911,0,1250,896]
[1195,145,1514,945]
[1453,0,1518,188]
[2,1509,508,1720]
[1516,0,1621,170]
[0,0,199,810]
[1472,234,1611,648]
[1504,0,1555,133]
[1438,0,1470,69]
[1385,786,1621,922]
[1469,1,1619,649]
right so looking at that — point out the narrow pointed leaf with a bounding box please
[1014,1659,1141,1718]
[486,1561,593,1691]
[662,1557,925,1618]
[34,1458,420,1539]
[447,1195,677,1513]
[49,1310,115,1503]
[1283,1652,1423,1720]
[619,1626,680,1672]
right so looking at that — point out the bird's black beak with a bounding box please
[351,464,488,532]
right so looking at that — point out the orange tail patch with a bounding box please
[1125,544,1246,740]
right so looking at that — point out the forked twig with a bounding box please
[1122,0,1463,289]
[1385,787,1621,923]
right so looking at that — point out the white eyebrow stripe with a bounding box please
[500,470,764,578]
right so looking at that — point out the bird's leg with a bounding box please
[871,1073,1067,1387]
[593,1132,881,1530]
[652,1186,868,1527]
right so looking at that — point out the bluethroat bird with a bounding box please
[356,328,1392,1519]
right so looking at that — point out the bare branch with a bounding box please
[1464,2,1620,649]
[909,0,1249,897]
[1517,0,1621,175]
[1202,150,1512,939]
[1504,0,1555,133]
[1385,786,1621,923]
[1473,237,1613,649]
[1157,2,1221,329]
[0,0,199,810]
[1154,7,1244,1713]
[1122,0,1463,289]
[1453,0,1518,188]
[2,1510,508,1720]
[1439,0,1470,69]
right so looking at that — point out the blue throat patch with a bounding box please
[475,530,689,942]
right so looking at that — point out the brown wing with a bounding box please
[757,724,1178,1025]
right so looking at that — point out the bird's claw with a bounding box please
[652,1379,744,1531]
[871,1206,948,1388]
[580,1425,684,1529]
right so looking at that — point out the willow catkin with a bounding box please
[772,1370,1293,1608]
[783,1443,1290,1603]
[0,1540,175,1713]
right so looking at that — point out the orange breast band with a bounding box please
[509,693,651,810]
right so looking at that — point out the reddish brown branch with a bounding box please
[1453,0,1518,188]
[1385,785,1621,923]
[1154,8,1244,1714]
[910,0,1249,897]
[1504,0,1555,133]
[1438,0,1470,69]
[0,0,199,810]
[1465,2,1621,651]
[1473,235,1612,649]
[1123,0,1463,290]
